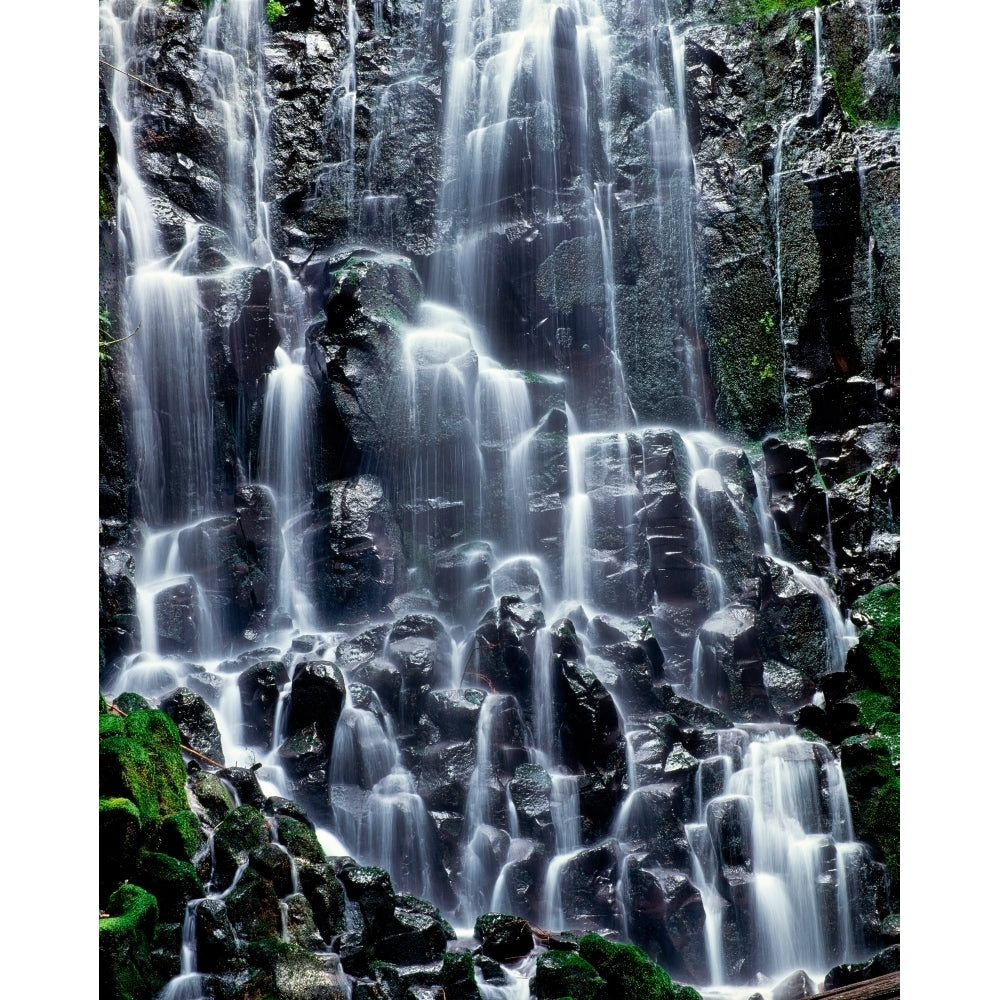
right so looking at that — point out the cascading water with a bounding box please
[101,0,895,995]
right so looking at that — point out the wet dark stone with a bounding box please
[237,660,289,750]
[285,660,346,747]
[473,912,534,961]
[159,686,224,765]
[216,766,267,810]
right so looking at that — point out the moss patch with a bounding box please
[535,948,608,1000]
[578,933,680,1000]
[99,884,162,1000]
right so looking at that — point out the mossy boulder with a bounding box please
[534,948,607,1000]
[99,883,161,1000]
[244,939,352,999]
[212,803,270,888]
[135,851,205,922]
[157,808,206,861]
[578,932,681,1000]
[841,733,899,905]
[337,864,397,931]
[276,814,326,864]
[100,797,142,903]
[848,583,900,702]
[187,769,235,825]
[99,709,188,827]
[226,866,283,940]
[299,861,348,942]
[442,950,482,1000]
[100,713,126,739]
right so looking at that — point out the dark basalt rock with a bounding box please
[216,765,268,810]
[159,686,225,765]
[285,660,346,747]
[823,944,900,991]
[696,605,774,722]
[623,859,708,983]
[558,840,622,933]
[308,475,406,624]
[237,660,289,749]
[297,863,348,944]
[473,912,535,961]
[555,656,626,774]
[509,763,554,846]
[194,897,241,975]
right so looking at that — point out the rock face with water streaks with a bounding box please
[99,1,900,997]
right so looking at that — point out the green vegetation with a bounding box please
[729,0,829,25]
[535,949,607,1000]
[578,933,680,1000]
[839,582,901,905]
[99,884,161,1000]
[266,0,286,23]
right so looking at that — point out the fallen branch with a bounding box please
[99,58,170,96]
[182,744,225,770]
[106,698,225,769]
[100,321,142,350]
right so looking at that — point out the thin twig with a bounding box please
[99,58,171,96]
[100,321,142,349]
[106,698,225,769]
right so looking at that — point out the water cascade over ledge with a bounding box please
[99,0,900,997]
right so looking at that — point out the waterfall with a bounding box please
[100,0,895,992]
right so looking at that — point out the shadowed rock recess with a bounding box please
[99,1,899,999]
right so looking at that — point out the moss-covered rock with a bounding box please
[244,939,351,1000]
[101,713,126,739]
[534,948,608,1000]
[100,796,143,904]
[226,866,283,940]
[135,851,205,922]
[212,803,270,888]
[848,583,900,702]
[841,733,899,904]
[276,813,326,864]
[100,708,189,829]
[578,933,680,1000]
[187,769,235,825]
[157,809,206,861]
[99,883,161,1000]
[299,861,348,942]
[442,950,482,1000]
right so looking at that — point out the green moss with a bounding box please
[849,584,900,703]
[265,0,286,23]
[846,689,893,730]
[101,713,126,739]
[125,710,189,816]
[578,933,677,1000]
[100,797,144,903]
[100,884,162,1000]
[859,774,900,889]
[114,691,152,714]
[535,949,608,1000]
[158,809,206,861]
[135,852,205,923]
[276,814,327,864]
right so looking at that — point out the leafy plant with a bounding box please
[266,0,286,23]
[758,310,775,334]
[99,304,140,362]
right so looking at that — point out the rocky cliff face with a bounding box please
[99,0,900,996]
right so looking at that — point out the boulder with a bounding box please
[473,913,535,961]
